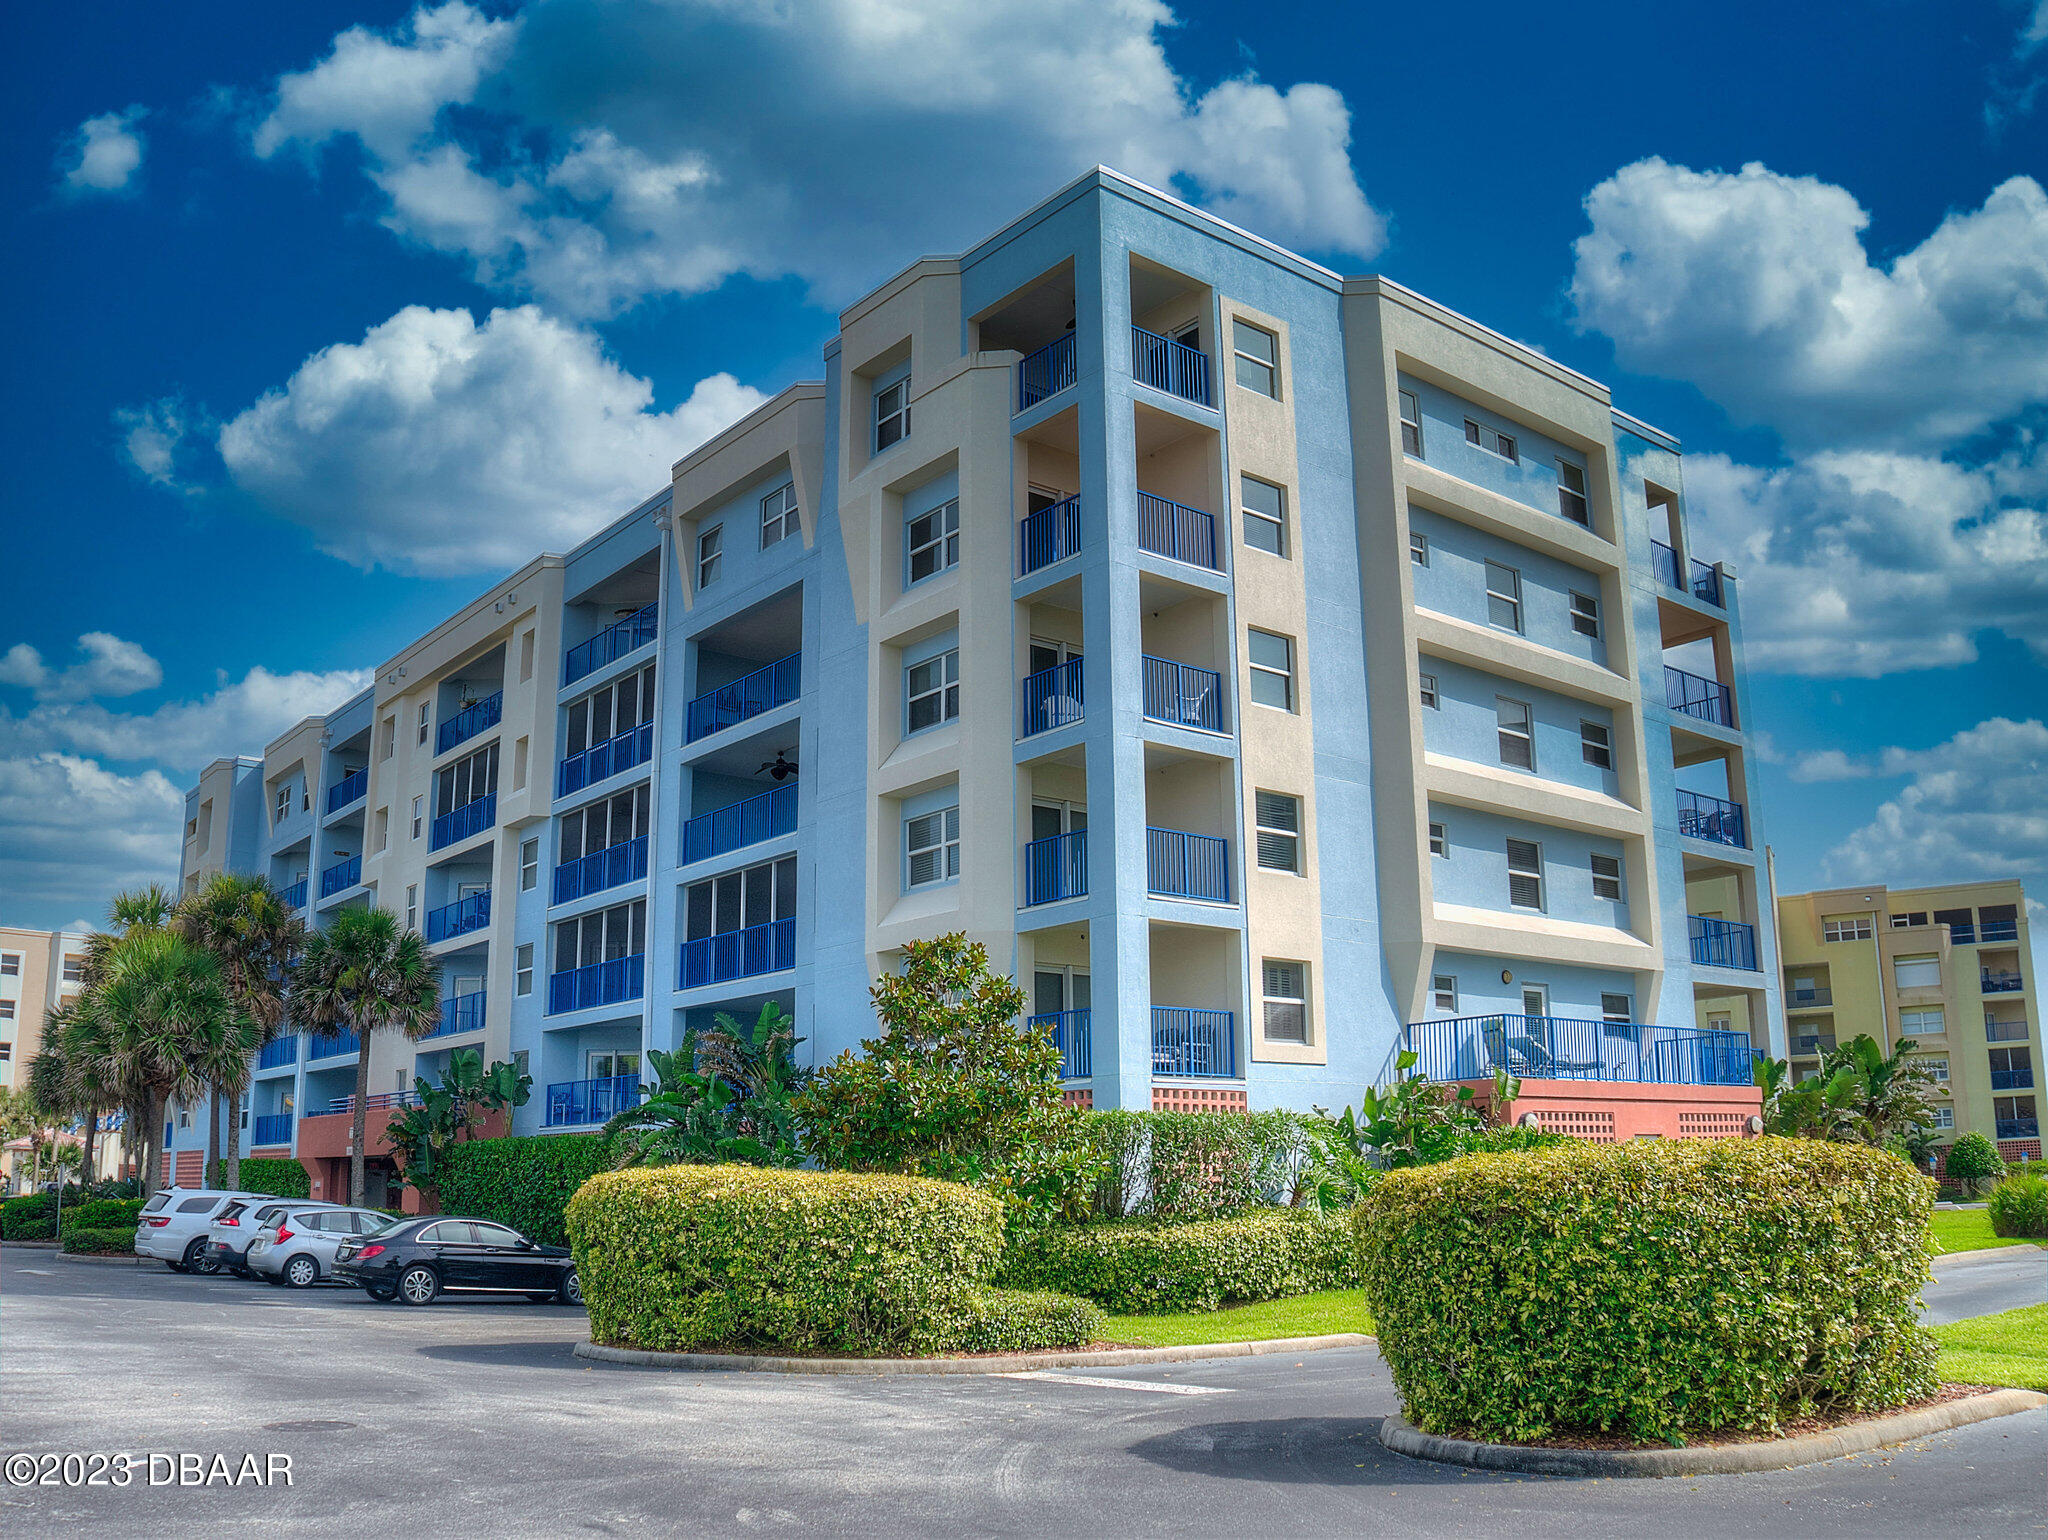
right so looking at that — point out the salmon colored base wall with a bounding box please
[1456,1078,1764,1143]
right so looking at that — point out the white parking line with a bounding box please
[997,1371,1233,1396]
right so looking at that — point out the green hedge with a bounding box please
[5,1217,57,1241]
[1079,1110,1314,1220]
[950,1288,1106,1354]
[2,1194,58,1237]
[1355,1138,1939,1443]
[435,1134,612,1248]
[567,1165,1005,1355]
[1001,1208,1360,1313]
[1988,1173,2048,1239]
[61,1227,136,1256]
[210,1158,311,1199]
[59,1198,144,1232]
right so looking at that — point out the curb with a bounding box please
[1929,1243,2047,1267]
[52,1250,150,1266]
[1,1241,60,1251]
[1378,1390,2048,1478]
[573,1331,1375,1375]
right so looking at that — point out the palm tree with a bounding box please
[174,874,306,1190]
[0,1086,43,1192]
[290,908,438,1205]
[24,1027,88,1185]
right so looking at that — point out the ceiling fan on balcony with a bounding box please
[758,748,798,781]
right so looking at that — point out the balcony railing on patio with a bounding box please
[436,691,502,755]
[685,653,801,742]
[1991,1067,2036,1091]
[251,1112,293,1147]
[1978,918,2021,943]
[308,1028,361,1060]
[1996,1117,2040,1140]
[430,794,496,851]
[1987,1018,2030,1042]
[1147,827,1230,903]
[1131,325,1212,406]
[1665,665,1734,728]
[680,784,796,868]
[1017,333,1077,412]
[554,834,651,904]
[325,768,367,813]
[546,953,646,1015]
[1023,830,1087,907]
[1152,1007,1236,1078]
[321,1091,420,1115]
[280,878,307,912]
[1029,1009,1092,1080]
[257,1035,299,1070]
[564,602,658,686]
[545,1073,643,1129]
[679,917,797,990]
[1403,1015,1755,1087]
[1690,914,1760,971]
[320,855,361,898]
[1689,558,1725,607]
[1983,970,2025,994]
[1020,495,1082,575]
[424,990,486,1039]
[1786,986,1834,1008]
[1141,655,1224,732]
[1136,491,1219,570]
[1676,789,1747,848]
[1650,539,1683,591]
[1021,658,1084,737]
[557,720,653,797]
[424,890,490,944]
[1795,1035,1837,1057]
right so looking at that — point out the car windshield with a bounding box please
[142,1193,173,1213]
[356,1217,408,1240]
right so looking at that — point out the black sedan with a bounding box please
[333,1217,581,1307]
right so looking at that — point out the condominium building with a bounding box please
[1776,880,2039,1163]
[0,925,92,1190]
[169,168,1780,1200]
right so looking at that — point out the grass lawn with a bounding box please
[1927,1208,2039,1255]
[1932,1304,2048,1392]
[1104,1289,1372,1348]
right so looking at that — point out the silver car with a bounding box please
[247,1205,394,1288]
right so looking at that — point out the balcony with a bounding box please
[557,720,653,797]
[1142,656,1224,733]
[1979,919,2021,943]
[425,990,486,1039]
[1689,558,1725,607]
[679,917,797,990]
[322,1091,419,1115]
[424,890,490,944]
[1795,1035,1837,1057]
[686,653,801,743]
[320,855,361,899]
[1676,789,1746,848]
[1017,334,1077,412]
[680,784,796,869]
[564,602,658,687]
[1991,1068,2036,1091]
[308,1028,361,1060]
[1690,915,1759,971]
[1786,986,1834,1009]
[430,794,496,851]
[547,954,646,1015]
[280,878,308,912]
[252,1113,293,1147]
[436,691,503,755]
[325,768,367,813]
[1021,659,1084,737]
[1665,666,1734,728]
[257,1035,299,1070]
[1152,1007,1236,1078]
[1997,1117,2041,1140]
[1147,828,1230,903]
[546,1073,642,1129]
[1131,324,1212,406]
[1650,540,1683,590]
[554,834,651,904]
[1136,491,1218,570]
[1984,970,2025,994]
[1029,1009,1091,1079]
[1023,830,1087,907]
[1020,495,1082,575]
[1404,1015,1755,1087]
[1987,1018,2030,1043]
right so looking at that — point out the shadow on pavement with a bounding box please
[415,1339,591,1368]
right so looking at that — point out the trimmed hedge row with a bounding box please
[62,1227,136,1256]
[951,1289,1106,1354]
[60,1198,144,1232]
[1,1194,58,1238]
[436,1135,611,1248]
[1080,1110,1312,1221]
[1988,1173,2048,1238]
[210,1158,311,1199]
[1001,1208,1359,1313]
[1355,1138,1940,1443]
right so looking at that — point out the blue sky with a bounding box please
[4,0,2045,953]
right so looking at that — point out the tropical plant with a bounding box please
[0,1086,53,1190]
[1891,1121,1944,1174]
[1322,1051,1524,1171]
[385,1048,531,1211]
[1944,1130,2003,1197]
[60,884,178,1186]
[1759,1036,1940,1147]
[603,1003,807,1169]
[289,907,439,1205]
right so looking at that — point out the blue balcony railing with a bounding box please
[1141,655,1224,732]
[1997,1117,2041,1140]
[1676,789,1747,848]
[252,1113,294,1147]
[436,691,502,755]
[686,653,801,742]
[319,855,361,898]
[257,1035,299,1070]
[564,602,658,686]
[1650,539,1682,590]
[280,879,307,912]
[1023,830,1087,907]
[1979,919,2021,943]
[308,1028,360,1060]
[1020,495,1082,575]
[1991,1068,2036,1091]
[547,953,646,1015]
[1137,491,1219,570]
[1131,325,1212,406]
[545,1073,642,1129]
[1403,1015,1755,1087]
[1689,558,1725,607]
[1152,1007,1236,1078]
[425,990,486,1039]
[679,917,797,990]
[425,890,490,944]
[1947,921,1979,944]
[430,794,496,851]
[1029,1009,1092,1080]
[1147,828,1230,903]
[1665,665,1734,728]
[1983,970,2025,994]
[1021,658,1084,737]
[557,720,653,797]
[1017,333,1077,412]
[1690,914,1760,971]
[554,834,650,904]
[326,768,367,813]
[680,784,797,868]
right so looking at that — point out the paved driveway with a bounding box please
[1923,1246,2045,1325]
[4,1251,2043,1539]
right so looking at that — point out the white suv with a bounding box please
[248,1206,393,1287]
[134,1189,272,1272]
[204,1197,346,1277]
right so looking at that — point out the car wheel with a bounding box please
[164,1260,186,1273]
[397,1265,439,1306]
[283,1255,319,1289]
[262,1273,285,1285]
[364,1284,397,1302]
[558,1268,583,1307]
[184,1240,220,1276]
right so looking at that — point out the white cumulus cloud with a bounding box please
[0,755,186,923]
[0,633,164,704]
[58,107,147,195]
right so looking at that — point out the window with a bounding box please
[1995,1094,2037,1128]
[1990,1047,2034,1084]
[1261,960,1308,1042]
[411,796,424,840]
[0,1001,12,1020]
[696,524,723,588]
[1708,1012,1732,1031]
[1495,697,1534,770]
[1891,911,1928,928]
[1428,821,1447,858]
[372,808,389,854]
[380,715,396,760]
[61,956,83,984]
[520,838,539,891]
[1484,561,1523,633]
[515,943,534,998]
[565,664,656,762]
[1822,914,1874,942]
[559,785,651,870]
[405,885,417,932]
[417,702,430,745]
[1930,1106,1954,1129]
[1557,460,1590,525]
[1398,389,1423,456]
[1432,975,1457,1012]
[1900,1008,1945,1035]
[1569,590,1600,638]
[1601,993,1633,1026]
[905,806,961,888]
[275,783,291,825]
[557,896,651,972]
[1248,630,1294,710]
[513,735,528,792]
[1240,475,1286,556]
[0,954,16,976]
[1418,670,1438,709]
[1465,418,1518,462]
[1580,720,1612,769]
[1409,530,1429,566]
[520,630,535,683]
[434,741,500,819]
[1507,838,1544,910]
[1254,791,1301,873]
[1925,1057,1950,1084]
[1893,954,1942,990]
[1590,852,1623,901]
[681,863,790,954]
[1934,906,1973,935]
[873,374,910,452]
[906,498,960,584]
[760,482,799,548]
[905,648,960,733]
[1233,320,1278,396]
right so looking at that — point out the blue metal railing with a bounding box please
[557,721,653,797]
[320,855,361,898]
[425,890,490,943]
[257,1036,298,1070]
[1131,325,1212,406]
[679,917,797,989]
[1650,540,1683,590]
[1021,658,1084,737]
[1020,495,1083,575]
[308,1028,360,1060]
[1997,1117,2041,1139]
[1690,915,1760,971]
[1689,558,1724,607]
[1991,1068,2036,1091]
[1947,921,1978,944]
[436,691,502,755]
[1141,655,1224,732]
[1403,1015,1755,1087]
[546,1073,643,1129]
[1017,334,1077,411]
[1979,919,2021,943]
[547,954,646,1015]
[680,784,797,868]
[554,834,651,904]
[1665,665,1734,727]
[1676,789,1747,848]
[1029,1009,1092,1079]
[564,602,658,686]
[1147,828,1230,903]
[1136,490,1219,570]
[1023,830,1087,906]
[685,653,801,742]
[1152,1007,1236,1077]
[1983,970,2024,994]
[326,768,367,813]
[280,879,308,911]
[425,990,486,1039]
[252,1113,293,1147]
[430,793,496,851]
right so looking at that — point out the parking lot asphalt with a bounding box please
[1923,1245,2046,1325]
[3,1250,2044,1539]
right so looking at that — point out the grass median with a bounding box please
[1932,1304,2048,1393]
[1927,1208,2039,1255]
[1104,1288,1371,1348]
